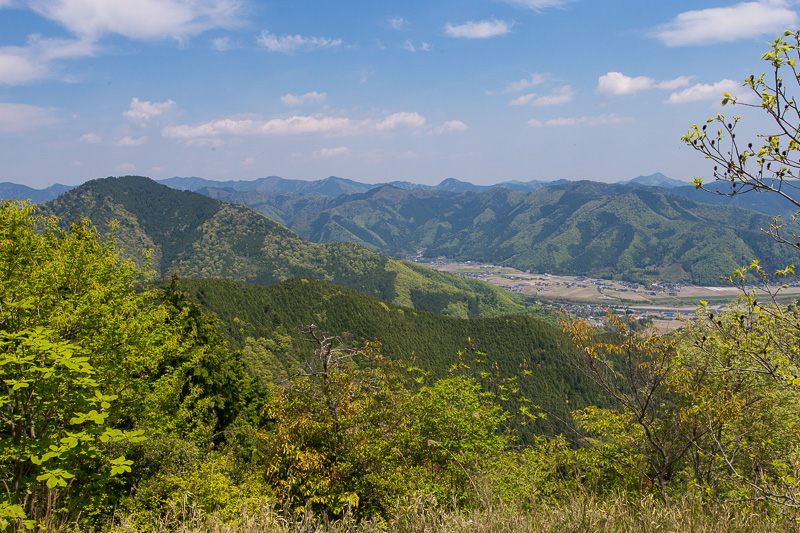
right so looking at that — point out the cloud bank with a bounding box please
[28,0,243,40]
[510,85,574,106]
[123,97,176,125]
[281,92,327,107]
[597,72,692,96]
[0,102,58,133]
[528,114,632,127]
[500,0,577,11]
[652,1,797,46]
[257,30,342,53]
[445,19,511,39]
[665,79,741,104]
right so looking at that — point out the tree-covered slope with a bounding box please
[176,276,596,432]
[202,181,799,285]
[42,176,540,319]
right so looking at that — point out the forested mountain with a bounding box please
[160,175,373,196]
[41,176,539,319]
[159,174,568,195]
[175,276,598,431]
[667,181,800,216]
[201,181,798,285]
[16,174,796,286]
[618,172,687,188]
[0,181,74,203]
[7,174,793,218]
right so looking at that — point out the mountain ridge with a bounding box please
[197,180,799,286]
[40,176,543,319]
[0,182,75,203]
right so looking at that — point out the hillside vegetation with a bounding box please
[203,181,798,285]
[42,176,541,319]
[5,198,800,532]
[175,276,598,434]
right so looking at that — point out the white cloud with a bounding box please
[79,132,102,143]
[665,79,741,104]
[527,114,633,127]
[28,0,243,41]
[0,2,240,84]
[652,1,797,46]
[488,74,546,95]
[313,146,350,159]
[281,91,327,107]
[0,102,58,133]
[597,72,655,95]
[256,30,342,53]
[500,0,577,11]
[445,19,511,39]
[242,156,255,166]
[433,120,468,134]
[509,93,536,106]
[510,85,574,106]
[212,36,237,51]
[163,115,357,139]
[123,97,176,125]
[376,111,426,130]
[163,110,430,142]
[655,76,693,90]
[401,40,430,52]
[597,72,692,96]
[389,17,405,29]
[0,52,44,85]
[0,35,97,85]
[1,1,242,85]
[113,135,148,146]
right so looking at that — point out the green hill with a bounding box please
[201,181,800,285]
[42,176,542,319]
[175,276,597,435]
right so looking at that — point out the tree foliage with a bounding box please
[0,202,153,525]
[682,30,800,253]
[0,202,263,528]
[259,326,509,517]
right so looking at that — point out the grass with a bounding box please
[36,492,800,533]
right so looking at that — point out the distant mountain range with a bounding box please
[618,172,688,188]
[199,181,799,286]
[7,173,800,285]
[157,173,694,196]
[6,172,798,217]
[154,173,800,216]
[40,176,540,319]
[0,182,74,203]
[158,175,572,196]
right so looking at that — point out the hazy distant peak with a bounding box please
[0,182,75,203]
[619,173,687,188]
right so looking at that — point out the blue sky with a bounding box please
[1,0,797,188]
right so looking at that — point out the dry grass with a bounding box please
[63,493,798,533]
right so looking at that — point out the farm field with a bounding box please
[426,260,800,330]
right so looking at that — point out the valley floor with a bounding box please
[425,260,800,330]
